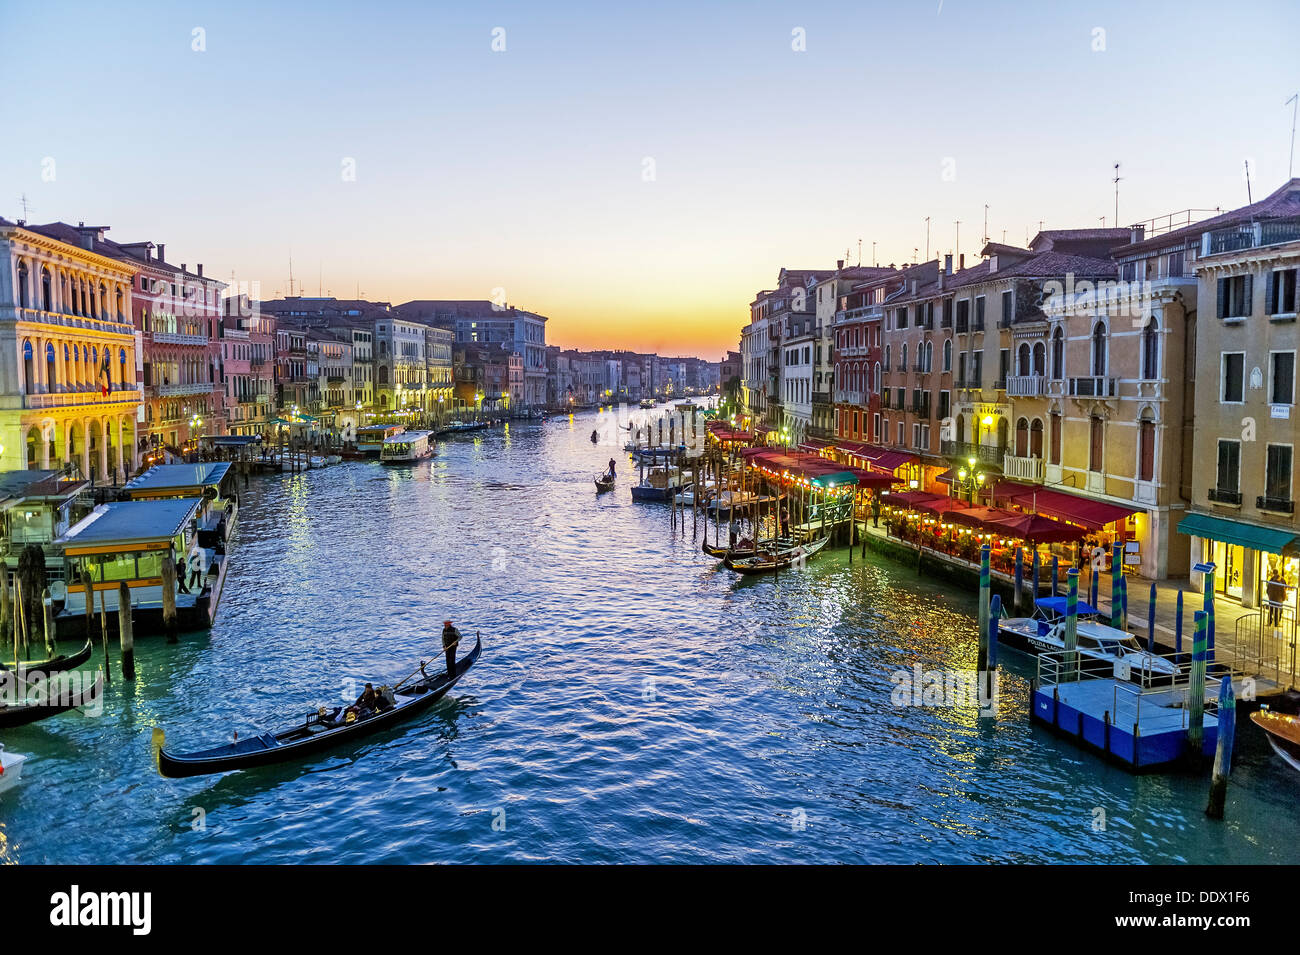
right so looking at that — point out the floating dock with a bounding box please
[1031,677,1220,771]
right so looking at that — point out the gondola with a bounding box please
[0,670,104,729]
[595,472,615,493]
[1,638,94,677]
[725,536,829,575]
[154,634,483,778]
[702,536,794,559]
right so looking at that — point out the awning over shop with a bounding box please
[935,468,957,485]
[836,442,919,472]
[984,511,1090,544]
[883,490,943,509]
[991,481,1138,530]
[1177,512,1300,555]
[912,497,968,517]
[947,506,1019,530]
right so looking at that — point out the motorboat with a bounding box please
[999,596,1177,679]
[1252,708,1300,773]
[0,743,26,794]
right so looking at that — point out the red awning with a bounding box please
[913,497,969,517]
[991,481,1138,531]
[947,506,1020,530]
[983,511,1090,544]
[835,442,919,472]
[935,468,957,485]
[884,490,944,509]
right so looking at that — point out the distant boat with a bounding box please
[595,472,615,493]
[631,467,688,502]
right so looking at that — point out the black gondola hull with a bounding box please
[0,670,104,729]
[156,635,482,778]
[1,639,94,677]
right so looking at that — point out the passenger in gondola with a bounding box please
[342,682,377,722]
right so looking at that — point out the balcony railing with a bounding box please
[954,376,983,390]
[1208,487,1242,506]
[1003,453,1045,483]
[153,331,208,346]
[1069,376,1117,398]
[158,382,213,396]
[23,389,140,410]
[9,306,135,338]
[1257,495,1296,514]
[1203,218,1300,256]
[1005,374,1047,397]
[942,440,1003,467]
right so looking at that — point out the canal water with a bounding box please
[3,408,1298,864]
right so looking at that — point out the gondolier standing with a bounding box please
[441,620,461,677]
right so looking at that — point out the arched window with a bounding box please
[943,339,952,372]
[378,366,389,385]
[1052,327,1064,378]
[873,362,881,393]
[1089,415,1104,472]
[884,344,891,370]
[1141,318,1159,380]
[1032,341,1046,376]
[1015,416,1029,456]
[116,288,124,321]
[1138,410,1156,482]
[901,343,908,371]
[41,268,52,311]
[1017,343,1030,376]
[1091,322,1107,376]
[925,341,934,372]
[22,340,33,394]
[1030,418,1043,458]
[16,261,29,309]
[45,342,55,387]
[955,413,965,445]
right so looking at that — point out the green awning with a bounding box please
[1177,512,1299,555]
[811,470,859,488]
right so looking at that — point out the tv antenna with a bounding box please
[925,217,931,260]
[857,238,862,266]
[17,193,32,220]
[1113,162,1122,226]
[1245,159,1253,203]
[982,205,989,245]
[1289,92,1299,179]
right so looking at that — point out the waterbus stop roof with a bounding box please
[58,499,200,555]
[123,463,231,497]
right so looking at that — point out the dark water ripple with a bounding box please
[1,409,1298,864]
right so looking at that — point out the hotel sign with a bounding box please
[1271,405,1290,419]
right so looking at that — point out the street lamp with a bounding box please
[955,456,986,505]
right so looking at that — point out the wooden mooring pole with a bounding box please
[976,544,991,674]
[1206,674,1236,820]
[118,581,136,681]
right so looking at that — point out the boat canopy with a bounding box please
[1035,596,1101,618]
[58,499,200,555]
[123,463,232,498]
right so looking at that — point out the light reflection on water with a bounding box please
[1,407,1298,864]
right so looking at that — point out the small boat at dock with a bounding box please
[725,536,828,575]
[154,634,482,778]
[631,467,688,502]
[0,670,104,729]
[999,597,1177,680]
[1252,708,1300,773]
[0,743,27,794]
[1,638,93,677]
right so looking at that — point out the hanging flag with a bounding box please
[100,349,112,397]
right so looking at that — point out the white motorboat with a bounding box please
[998,596,1177,678]
[0,743,27,794]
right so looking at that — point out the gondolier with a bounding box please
[442,620,461,677]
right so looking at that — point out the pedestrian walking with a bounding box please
[175,549,191,595]
[188,553,203,593]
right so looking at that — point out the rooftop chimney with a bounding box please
[197,263,203,278]
[959,254,966,270]
[1129,225,1146,244]
[937,258,946,290]
[156,243,166,263]
[836,259,844,271]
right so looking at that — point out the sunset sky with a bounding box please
[4,0,1297,356]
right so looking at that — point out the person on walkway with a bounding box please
[441,620,462,677]
[175,549,191,595]
[188,553,203,593]
[1267,568,1288,627]
[870,493,881,528]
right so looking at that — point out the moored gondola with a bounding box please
[725,536,829,575]
[0,669,104,729]
[153,634,483,778]
[1,638,94,678]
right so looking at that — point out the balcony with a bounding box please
[1257,495,1296,514]
[9,306,135,338]
[1203,217,1300,257]
[954,376,983,390]
[1005,374,1047,397]
[1069,376,1117,398]
[158,382,213,397]
[23,388,141,410]
[1208,487,1242,506]
[1003,453,1045,483]
[153,331,208,346]
[942,440,1003,467]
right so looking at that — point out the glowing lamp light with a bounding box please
[982,415,994,426]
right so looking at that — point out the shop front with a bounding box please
[1178,512,1300,610]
